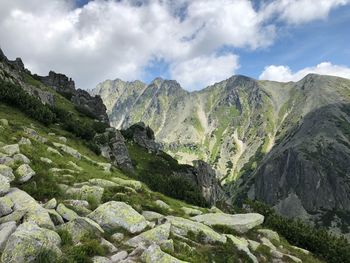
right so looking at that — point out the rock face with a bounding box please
[87,201,148,233]
[38,70,75,95]
[191,213,264,233]
[1,221,62,263]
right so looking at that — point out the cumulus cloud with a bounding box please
[0,0,349,90]
[170,54,239,91]
[259,62,350,82]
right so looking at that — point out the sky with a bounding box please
[0,0,349,91]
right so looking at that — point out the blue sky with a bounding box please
[0,0,349,90]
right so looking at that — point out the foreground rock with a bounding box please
[88,201,148,233]
[0,221,17,252]
[0,175,10,196]
[191,213,264,233]
[0,165,15,182]
[1,222,62,263]
[141,244,188,263]
[16,164,36,183]
[126,223,171,248]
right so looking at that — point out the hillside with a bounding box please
[93,73,350,238]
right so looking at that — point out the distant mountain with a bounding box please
[93,74,350,237]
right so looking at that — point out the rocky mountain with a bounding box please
[93,74,350,238]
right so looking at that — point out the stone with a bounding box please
[110,251,128,262]
[0,196,13,216]
[226,235,258,263]
[63,199,90,208]
[5,188,54,229]
[48,133,56,136]
[111,233,125,243]
[0,221,17,252]
[80,185,104,204]
[56,203,78,221]
[0,119,8,126]
[18,137,31,145]
[155,200,171,210]
[257,229,280,241]
[1,221,62,263]
[87,201,148,234]
[0,164,15,182]
[1,144,20,156]
[89,178,118,188]
[13,153,30,164]
[285,254,302,263]
[248,239,260,251]
[53,142,81,159]
[110,177,142,190]
[44,198,57,209]
[58,217,104,243]
[16,164,36,182]
[0,156,14,166]
[166,216,226,244]
[141,244,188,263]
[101,238,118,253]
[125,223,171,248]
[181,207,203,216]
[260,237,276,251]
[93,256,112,263]
[40,157,53,164]
[160,239,175,253]
[291,245,310,255]
[142,211,164,221]
[24,128,48,143]
[191,213,264,233]
[0,175,10,196]
[58,136,67,143]
[47,209,65,225]
[68,161,83,171]
[97,162,112,173]
[47,146,62,156]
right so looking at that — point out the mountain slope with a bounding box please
[93,74,350,238]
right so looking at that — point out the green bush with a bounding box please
[246,200,350,263]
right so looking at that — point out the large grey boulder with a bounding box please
[166,216,226,244]
[56,203,78,221]
[1,221,62,263]
[16,164,36,182]
[0,196,13,216]
[191,213,264,233]
[142,211,164,221]
[6,188,54,229]
[0,144,20,156]
[0,221,17,252]
[141,244,188,263]
[13,153,30,164]
[125,223,171,248]
[87,201,148,233]
[0,175,10,196]
[0,164,15,182]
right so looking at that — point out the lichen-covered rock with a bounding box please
[101,238,118,253]
[5,188,54,229]
[141,244,188,263]
[89,178,118,188]
[53,142,81,159]
[40,157,53,164]
[257,229,280,241]
[181,207,202,216]
[111,232,124,243]
[226,235,258,263]
[80,185,104,204]
[56,203,78,221]
[166,216,226,244]
[0,221,17,252]
[0,156,14,166]
[58,136,67,143]
[0,164,15,182]
[58,217,104,243]
[87,201,148,233]
[0,175,10,196]
[1,221,62,263]
[47,209,65,225]
[110,251,128,262]
[97,162,112,173]
[47,146,62,156]
[142,211,164,221]
[0,196,13,216]
[13,153,30,164]
[0,210,26,225]
[93,256,112,263]
[155,200,171,210]
[68,161,83,171]
[191,213,264,233]
[125,223,171,248]
[1,144,20,156]
[44,198,57,209]
[18,137,31,145]
[16,164,36,183]
[110,177,142,190]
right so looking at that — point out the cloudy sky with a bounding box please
[0,0,350,91]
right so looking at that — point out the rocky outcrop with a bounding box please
[38,71,75,95]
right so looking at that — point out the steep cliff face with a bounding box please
[93,74,350,236]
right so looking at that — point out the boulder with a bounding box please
[141,244,188,263]
[0,164,15,182]
[24,128,48,143]
[5,188,54,229]
[257,229,280,242]
[80,185,104,204]
[0,221,17,252]
[53,142,81,159]
[101,238,118,253]
[226,235,258,263]
[56,203,78,221]
[1,222,62,263]
[155,200,171,210]
[40,157,53,164]
[0,156,14,166]
[0,175,10,196]
[110,177,142,190]
[0,196,13,216]
[125,223,171,248]
[44,198,57,209]
[142,211,164,221]
[47,209,65,225]
[16,164,36,182]
[93,256,112,263]
[166,216,226,244]
[111,232,125,243]
[58,217,104,243]
[18,137,31,145]
[110,251,128,262]
[191,213,264,233]
[87,201,148,233]
[89,178,118,188]
[0,210,27,225]
[68,161,83,171]
[47,147,62,156]
[1,144,20,156]
[181,207,202,216]
[58,136,67,143]
[13,154,30,164]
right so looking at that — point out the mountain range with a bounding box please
[92,73,350,238]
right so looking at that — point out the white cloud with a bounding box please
[259,62,350,82]
[261,0,350,24]
[170,54,239,90]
